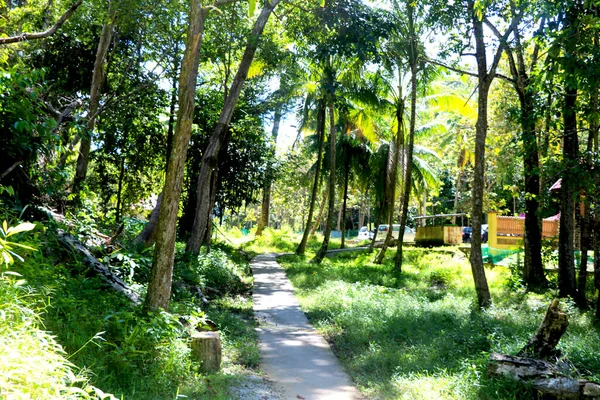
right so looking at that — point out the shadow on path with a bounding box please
[251,253,361,400]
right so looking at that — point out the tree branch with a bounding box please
[426,57,515,84]
[0,0,83,45]
[0,160,23,181]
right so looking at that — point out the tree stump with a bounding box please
[191,331,222,373]
[519,299,569,359]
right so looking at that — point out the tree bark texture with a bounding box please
[132,192,163,247]
[256,105,282,236]
[191,331,222,373]
[340,151,350,249]
[144,2,207,311]
[395,18,417,273]
[518,299,568,359]
[296,101,326,254]
[312,100,336,263]
[558,87,578,299]
[186,0,281,253]
[310,186,328,237]
[469,8,493,309]
[72,2,117,197]
[488,353,600,399]
[375,98,404,264]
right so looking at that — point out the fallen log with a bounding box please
[488,300,600,399]
[488,353,600,399]
[57,229,140,305]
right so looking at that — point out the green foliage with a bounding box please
[174,246,252,298]
[0,220,36,266]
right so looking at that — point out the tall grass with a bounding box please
[0,273,109,399]
[3,223,263,399]
[279,247,600,399]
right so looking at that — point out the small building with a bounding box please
[415,214,464,246]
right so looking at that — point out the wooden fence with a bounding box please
[496,216,558,239]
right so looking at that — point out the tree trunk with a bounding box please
[297,101,326,254]
[256,104,282,236]
[558,14,579,299]
[186,0,281,253]
[506,19,547,289]
[518,299,569,359]
[395,11,417,273]
[144,2,208,312]
[72,1,116,197]
[375,94,404,264]
[340,154,350,249]
[115,156,125,224]
[165,55,180,173]
[469,9,492,309]
[592,34,600,318]
[132,192,162,247]
[520,90,546,288]
[312,98,336,263]
[310,186,328,237]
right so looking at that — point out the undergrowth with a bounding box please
[1,211,261,399]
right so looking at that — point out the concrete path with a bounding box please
[251,253,360,400]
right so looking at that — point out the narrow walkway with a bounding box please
[251,253,360,400]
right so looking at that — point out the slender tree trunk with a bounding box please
[375,95,404,264]
[131,58,179,247]
[591,33,600,318]
[520,88,546,288]
[186,0,281,253]
[310,186,328,237]
[341,152,350,249]
[165,56,180,173]
[558,7,579,301]
[115,156,125,224]
[368,200,382,252]
[395,12,417,273]
[72,2,117,197]
[144,2,208,312]
[133,192,163,247]
[256,104,282,236]
[469,10,493,309]
[296,101,326,254]
[312,98,336,263]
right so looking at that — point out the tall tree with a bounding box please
[185,0,282,254]
[296,100,327,255]
[490,6,547,289]
[72,0,117,198]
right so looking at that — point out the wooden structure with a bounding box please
[488,212,559,250]
[415,214,464,246]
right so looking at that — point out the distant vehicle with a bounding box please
[378,224,416,242]
[481,224,489,242]
[357,226,374,240]
[462,227,472,243]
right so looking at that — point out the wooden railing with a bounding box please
[497,217,524,236]
[495,216,558,239]
[542,219,559,239]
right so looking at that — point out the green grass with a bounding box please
[2,221,264,399]
[278,247,600,399]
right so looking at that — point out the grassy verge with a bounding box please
[2,219,262,399]
[278,247,600,399]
